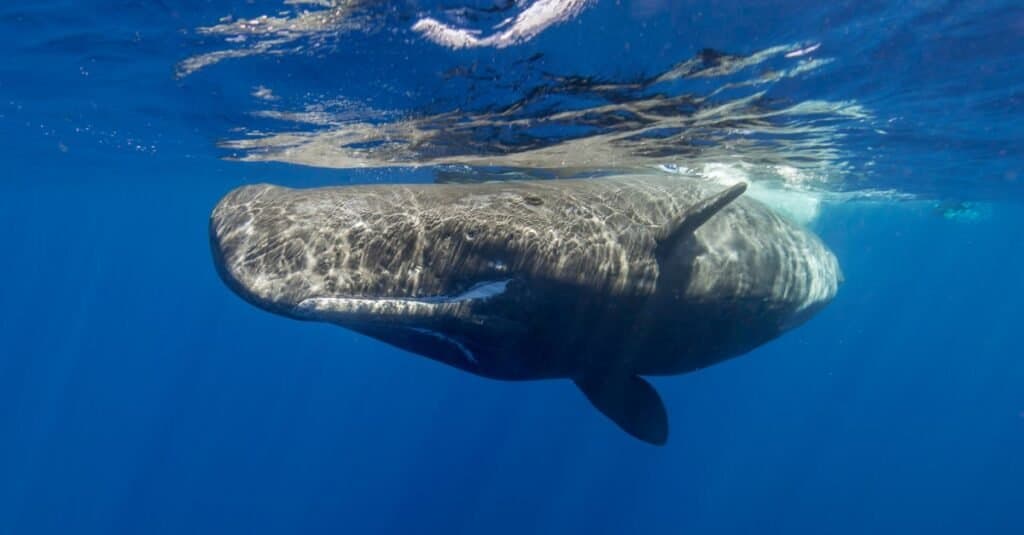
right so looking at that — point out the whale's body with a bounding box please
[210,175,841,444]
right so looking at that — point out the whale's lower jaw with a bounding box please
[296,296,455,319]
[290,279,513,324]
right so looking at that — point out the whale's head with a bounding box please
[209,183,530,310]
[209,183,543,375]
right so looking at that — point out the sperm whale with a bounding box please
[210,175,841,444]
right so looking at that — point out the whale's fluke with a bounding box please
[574,374,669,446]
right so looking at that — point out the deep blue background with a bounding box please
[2,1,1023,533]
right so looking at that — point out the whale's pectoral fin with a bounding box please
[656,182,747,253]
[574,374,668,445]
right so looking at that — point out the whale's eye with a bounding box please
[523,195,544,206]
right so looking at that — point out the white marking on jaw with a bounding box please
[409,328,478,364]
[453,280,510,301]
[401,279,511,304]
[294,279,512,317]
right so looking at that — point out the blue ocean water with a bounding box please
[2,1,1023,533]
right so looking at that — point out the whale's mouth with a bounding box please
[291,279,518,371]
[291,279,513,324]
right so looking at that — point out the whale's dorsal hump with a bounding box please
[655,182,747,251]
[574,374,668,446]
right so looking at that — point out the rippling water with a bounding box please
[5,1,1022,202]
